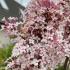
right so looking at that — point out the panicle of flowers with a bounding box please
[5,0,70,70]
[1,17,23,37]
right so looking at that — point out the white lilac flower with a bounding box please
[6,61,15,69]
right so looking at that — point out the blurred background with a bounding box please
[0,0,30,21]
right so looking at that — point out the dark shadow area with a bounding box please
[0,0,25,21]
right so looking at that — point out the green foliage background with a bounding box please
[0,44,14,70]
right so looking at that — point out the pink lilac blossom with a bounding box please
[1,17,24,44]
[1,17,23,37]
[3,0,70,70]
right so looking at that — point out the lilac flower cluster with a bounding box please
[2,0,70,70]
[1,17,23,37]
